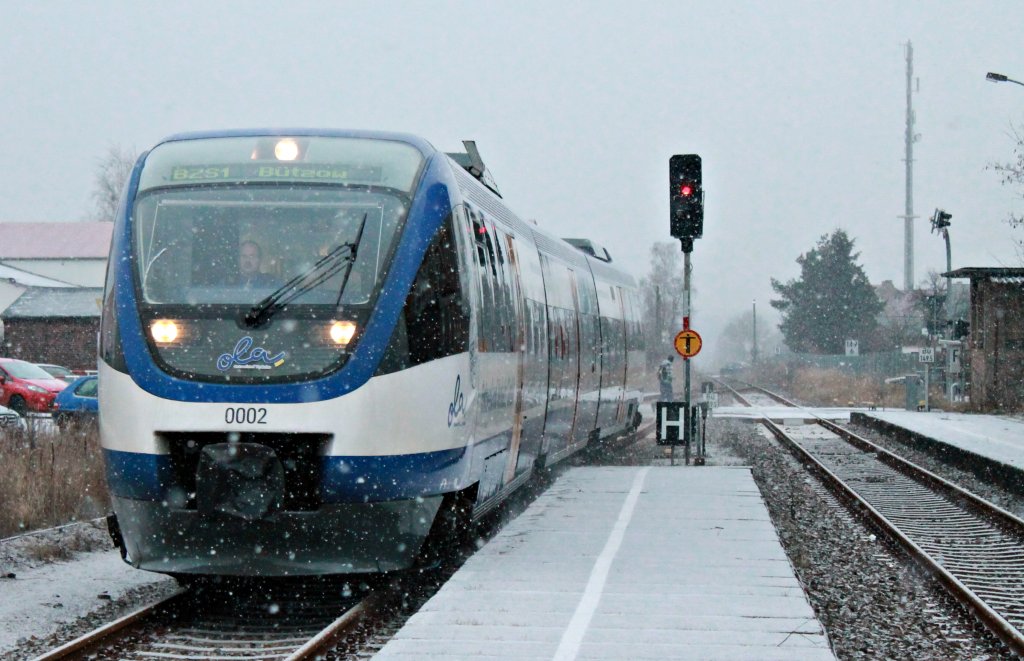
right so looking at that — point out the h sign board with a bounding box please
[948,345,962,373]
[919,347,935,363]
[656,402,686,446]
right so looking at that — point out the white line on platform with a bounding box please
[552,467,650,661]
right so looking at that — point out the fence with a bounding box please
[766,350,921,379]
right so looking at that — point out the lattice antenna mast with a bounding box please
[901,41,920,291]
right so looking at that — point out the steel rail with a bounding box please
[815,418,1024,534]
[759,417,1024,657]
[33,587,382,660]
[719,379,1024,655]
[284,590,384,660]
[1,516,107,545]
[31,589,186,661]
[731,380,1024,534]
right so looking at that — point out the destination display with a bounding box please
[168,163,384,184]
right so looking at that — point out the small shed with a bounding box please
[0,287,104,370]
[944,267,1024,411]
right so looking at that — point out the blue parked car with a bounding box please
[53,375,98,431]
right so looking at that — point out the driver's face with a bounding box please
[239,245,260,275]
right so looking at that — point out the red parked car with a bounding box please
[0,358,67,414]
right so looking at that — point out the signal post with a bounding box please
[670,154,704,461]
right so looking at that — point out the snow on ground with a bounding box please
[0,539,173,656]
[863,410,1024,472]
[713,405,859,422]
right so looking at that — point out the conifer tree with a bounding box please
[770,230,883,354]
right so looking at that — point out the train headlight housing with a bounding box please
[150,319,180,344]
[274,138,300,161]
[329,320,357,346]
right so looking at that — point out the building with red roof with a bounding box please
[0,222,112,368]
[0,222,113,287]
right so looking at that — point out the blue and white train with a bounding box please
[99,130,646,576]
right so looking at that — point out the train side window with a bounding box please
[490,227,517,352]
[404,220,469,365]
[470,207,515,353]
[469,208,496,351]
[376,218,469,375]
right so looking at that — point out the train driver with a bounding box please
[236,240,280,290]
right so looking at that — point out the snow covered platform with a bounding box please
[853,410,1024,486]
[714,404,855,424]
[373,467,834,660]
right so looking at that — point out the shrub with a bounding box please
[0,423,109,538]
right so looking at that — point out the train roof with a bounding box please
[155,128,439,157]
[444,155,636,288]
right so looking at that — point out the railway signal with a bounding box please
[669,154,703,249]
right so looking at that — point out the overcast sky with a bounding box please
[2,1,1022,358]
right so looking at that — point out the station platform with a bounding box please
[714,405,854,424]
[373,467,835,660]
[853,410,1024,475]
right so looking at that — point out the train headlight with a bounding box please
[329,320,357,346]
[274,138,300,161]
[150,319,179,344]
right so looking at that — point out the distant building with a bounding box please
[0,222,112,287]
[0,222,112,368]
[944,267,1024,411]
[0,287,103,369]
[874,280,922,349]
[873,279,969,351]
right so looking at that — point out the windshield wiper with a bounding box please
[244,214,367,328]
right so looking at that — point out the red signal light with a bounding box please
[680,184,693,197]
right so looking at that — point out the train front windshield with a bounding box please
[131,136,424,383]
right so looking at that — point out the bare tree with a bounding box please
[638,242,687,360]
[91,144,138,221]
[990,124,1024,258]
[714,308,783,367]
[877,289,922,350]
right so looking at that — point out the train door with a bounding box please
[620,288,645,426]
[496,229,529,483]
[467,207,512,504]
[567,270,583,446]
[538,254,580,463]
[613,285,629,425]
[595,283,626,433]
[573,271,601,446]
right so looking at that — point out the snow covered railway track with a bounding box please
[766,419,1024,655]
[33,582,381,661]
[717,380,1024,655]
[717,380,796,408]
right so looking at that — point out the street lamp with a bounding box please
[986,72,1024,88]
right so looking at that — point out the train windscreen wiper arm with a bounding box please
[244,215,367,328]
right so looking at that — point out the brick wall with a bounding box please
[0,317,99,371]
[969,280,1024,411]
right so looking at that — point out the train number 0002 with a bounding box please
[224,407,268,424]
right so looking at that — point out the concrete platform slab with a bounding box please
[372,467,835,660]
[855,410,1024,472]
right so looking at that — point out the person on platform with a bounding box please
[658,354,675,401]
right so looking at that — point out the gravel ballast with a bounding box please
[713,418,1010,660]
